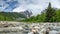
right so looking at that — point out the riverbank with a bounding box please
[0,21,60,34]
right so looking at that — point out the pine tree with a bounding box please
[45,2,55,22]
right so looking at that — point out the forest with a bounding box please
[0,3,60,22]
[22,3,60,22]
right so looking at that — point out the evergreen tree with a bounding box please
[45,2,55,22]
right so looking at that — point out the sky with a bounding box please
[0,0,60,15]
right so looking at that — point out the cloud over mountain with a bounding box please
[0,0,60,15]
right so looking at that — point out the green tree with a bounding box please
[45,2,55,22]
[55,9,60,22]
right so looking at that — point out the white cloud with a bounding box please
[13,0,50,15]
[13,6,26,12]
[50,0,60,8]
[0,0,9,11]
[3,4,9,10]
[16,0,60,15]
[1,0,60,15]
[7,0,12,1]
[13,4,44,15]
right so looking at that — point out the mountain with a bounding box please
[0,12,26,21]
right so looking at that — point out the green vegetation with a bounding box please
[54,9,60,22]
[22,3,60,22]
[22,9,60,22]
[0,3,60,22]
[45,3,56,22]
[0,12,26,21]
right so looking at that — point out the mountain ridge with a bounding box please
[0,12,26,21]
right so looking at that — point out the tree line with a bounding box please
[22,2,60,22]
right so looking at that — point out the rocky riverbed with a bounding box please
[0,21,60,34]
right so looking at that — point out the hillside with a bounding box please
[0,12,26,21]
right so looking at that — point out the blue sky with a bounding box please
[0,0,19,12]
[0,0,60,15]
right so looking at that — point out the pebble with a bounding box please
[0,21,60,34]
